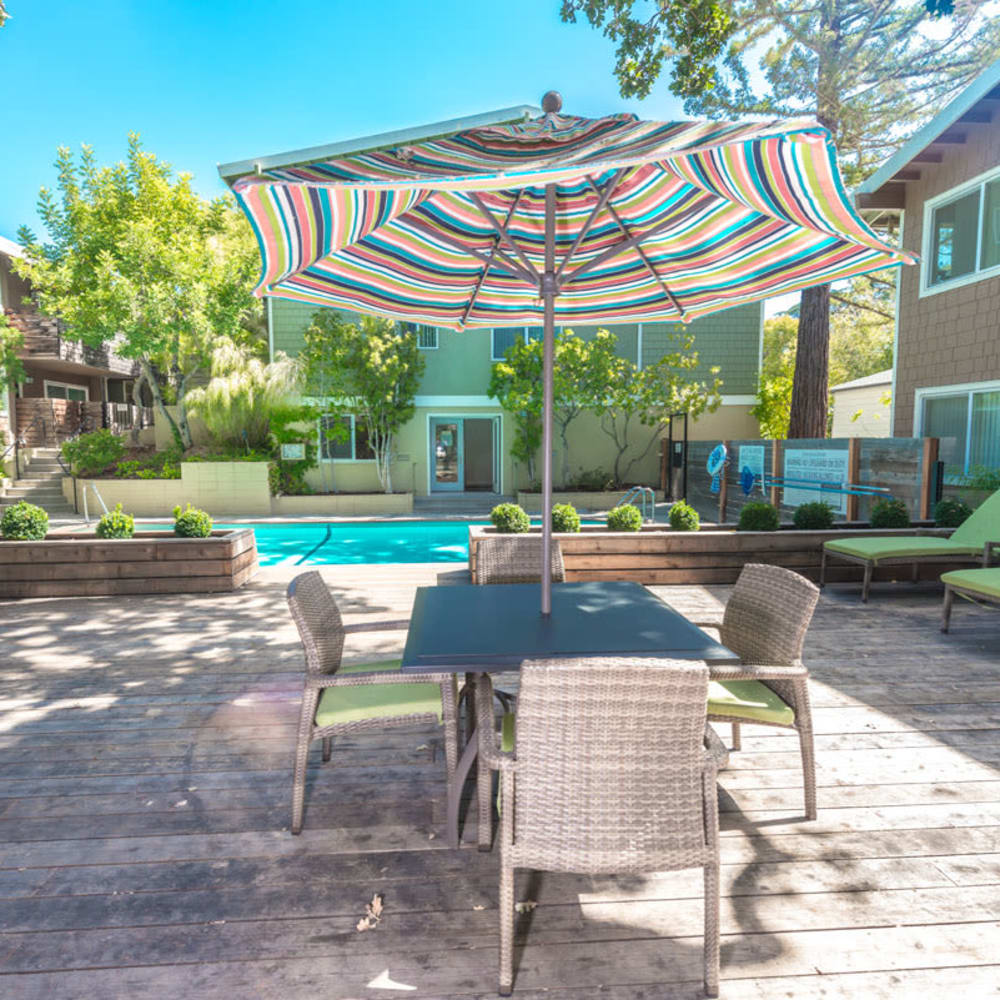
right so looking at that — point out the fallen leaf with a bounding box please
[514,900,537,914]
[472,905,485,911]
[356,892,385,932]
[366,969,416,991]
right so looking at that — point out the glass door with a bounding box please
[430,419,463,492]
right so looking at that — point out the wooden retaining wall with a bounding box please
[468,524,963,585]
[0,529,258,598]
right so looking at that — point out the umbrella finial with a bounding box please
[541,91,562,114]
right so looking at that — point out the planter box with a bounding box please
[272,493,413,516]
[468,524,959,586]
[0,529,258,599]
[517,490,665,513]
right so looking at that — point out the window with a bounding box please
[44,380,88,402]
[319,415,375,461]
[491,326,543,361]
[924,168,1000,293]
[403,322,438,349]
[919,383,1000,476]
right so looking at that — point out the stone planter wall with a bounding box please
[0,529,258,598]
[468,523,957,586]
[517,489,665,513]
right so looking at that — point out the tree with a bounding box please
[300,312,424,494]
[561,0,1000,437]
[487,336,543,483]
[14,135,262,449]
[0,3,9,29]
[0,314,24,395]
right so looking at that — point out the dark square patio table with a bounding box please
[401,581,739,848]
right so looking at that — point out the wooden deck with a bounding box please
[1,564,999,998]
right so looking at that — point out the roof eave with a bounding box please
[217,104,543,184]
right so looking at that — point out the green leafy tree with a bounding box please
[0,3,9,29]
[300,312,424,493]
[562,0,1000,438]
[0,313,24,394]
[487,336,543,482]
[14,135,262,449]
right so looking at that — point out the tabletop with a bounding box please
[401,581,738,673]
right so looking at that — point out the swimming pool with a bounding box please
[140,520,482,566]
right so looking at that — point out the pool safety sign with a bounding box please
[706,443,727,494]
[738,445,765,496]
[783,448,850,514]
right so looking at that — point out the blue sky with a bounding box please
[0,0,689,239]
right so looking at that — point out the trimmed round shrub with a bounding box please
[793,501,835,531]
[551,503,581,533]
[95,503,134,540]
[490,502,530,534]
[1,501,49,541]
[668,500,700,532]
[607,504,643,532]
[934,497,972,528]
[870,498,910,529]
[738,502,780,532]
[172,503,213,538]
[61,429,126,476]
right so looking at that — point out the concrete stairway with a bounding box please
[2,448,77,517]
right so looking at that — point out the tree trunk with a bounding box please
[128,374,146,448]
[140,360,186,451]
[787,284,831,439]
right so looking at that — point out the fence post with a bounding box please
[770,439,783,509]
[717,440,730,524]
[846,438,861,522]
[920,437,940,520]
[660,437,668,494]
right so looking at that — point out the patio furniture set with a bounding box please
[286,536,821,996]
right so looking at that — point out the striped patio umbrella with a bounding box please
[232,93,914,614]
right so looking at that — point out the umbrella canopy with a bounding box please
[231,95,914,613]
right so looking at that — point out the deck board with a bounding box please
[1,563,998,997]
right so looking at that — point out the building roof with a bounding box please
[217,104,542,183]
[856,57,1000,211]
[830,368,893,393]
[0,234,23,258]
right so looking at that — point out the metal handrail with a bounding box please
[80,482,109,524]
[0,411,48,480]
[614,485,656,523]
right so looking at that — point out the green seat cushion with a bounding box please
[951,488,1000,548]
[500,711,515,753]
[314,659,443,727]
[708,679,795,726]
[941,567,1000,600]
[824,536,981,562]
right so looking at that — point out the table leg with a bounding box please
[447,672,480,849]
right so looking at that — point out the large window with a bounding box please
[924,168,1000,293]
[491,326,543,361]
[44,380,88,402]
[319,415,375,461]
[919,383,1000,476]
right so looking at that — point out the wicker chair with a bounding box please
[286,571,459,835]
[476,535,566,585]
[479,658,719,997]
[708,563,820,820]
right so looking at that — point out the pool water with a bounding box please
[140,519,600,567]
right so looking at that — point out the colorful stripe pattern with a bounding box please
[232,112,914,328]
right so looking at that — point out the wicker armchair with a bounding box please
[476,535,566,585]
[479,658,719,997]
[708,563,820,820]
[286,571,459,835]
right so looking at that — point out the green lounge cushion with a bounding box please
[314,659,443,727]
[941,567,1000,601]
[950,488,1000,548]
[824,536,981,562]
[708,679,795,726]
[501,711,515,753]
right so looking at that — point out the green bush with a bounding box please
[738,502,780,532]
[1,501,49,541]
[934,497,973,528]
[607,504,643,532]
[567,468,614,491]
[172,503,213,538]
[61,429,125,476]
[668,501,700,532]
[870,498,910,529]
[95,503,134,539]
[490,502,530,534]
[793,501,835,530]
[551,503,581,533]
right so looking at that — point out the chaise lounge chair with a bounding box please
[941,567,1000,632]
[821,489,1000,602]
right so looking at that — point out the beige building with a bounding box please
[829,369,892,438]
[857,62,1000,477]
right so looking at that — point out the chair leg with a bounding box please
[291,689,318,835]
[819,548,826,589]
[942,586,954,633]
[440,676,459,782]
[498,858,515,996]
[731,722,741,751]
[862,561,873,603]
[321,737,332,762]
[704,861,720,997]
[795,685,817,821]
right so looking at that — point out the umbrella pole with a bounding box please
[541,182,556,617]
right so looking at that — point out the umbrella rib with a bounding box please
[460,191,526,327]
[554,168,628,282]
[406,217,537,286]
[468,192,541,285]
[586,177,687,319]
